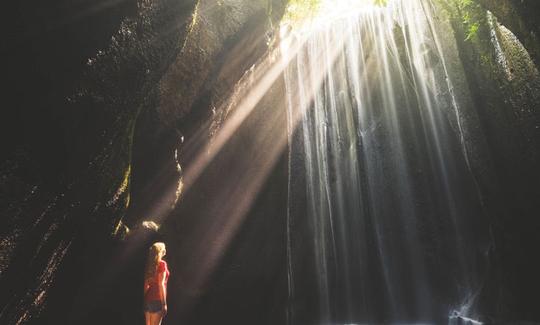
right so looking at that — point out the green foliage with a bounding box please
[373,0,388,7]
[455,0,482,42]
[466,22,480,41]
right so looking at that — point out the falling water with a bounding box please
[283,0,488,323]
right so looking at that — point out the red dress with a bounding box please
[145,260,170,302]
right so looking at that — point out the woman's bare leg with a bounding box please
[144,312,151,325]
[148,312,162,325]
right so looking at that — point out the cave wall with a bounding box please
[1,0,197,323]
[476,0,540,67]
[1,0,289,324]
[2,0,540,323]
[436,0,540,321]
[127,0,288,225]
[131,0,291,323]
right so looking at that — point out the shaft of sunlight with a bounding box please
[284,0,487,323]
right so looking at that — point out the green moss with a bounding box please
[110,164,131,206]
[113,219,130,239]
[180,0,200,53]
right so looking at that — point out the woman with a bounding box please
[144,242,170,325]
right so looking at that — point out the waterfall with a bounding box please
[283,0,488,323]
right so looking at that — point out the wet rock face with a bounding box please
[476,0,540,67]
[129,0,291,323]
[158,0,274,123]
[441,1,540,321]
[1,0,287,323]
[128,0,287,225]
[1,0,197,323]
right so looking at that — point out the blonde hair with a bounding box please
[145,242,166,281]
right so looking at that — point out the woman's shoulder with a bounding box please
[158,259,168,271]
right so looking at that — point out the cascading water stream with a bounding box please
[283,0,489,323]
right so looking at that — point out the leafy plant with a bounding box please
[456,0,482,41]
[465,22,480,40]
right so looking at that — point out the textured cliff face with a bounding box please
[131,1,291,323]
[0,0,286,323]
[476,0,540,67]
[436,0,540,321]
[0,0,198,322]
[128,0,287,227]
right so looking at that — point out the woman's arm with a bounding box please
[144,280,150,294]
[158,270,167,310]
